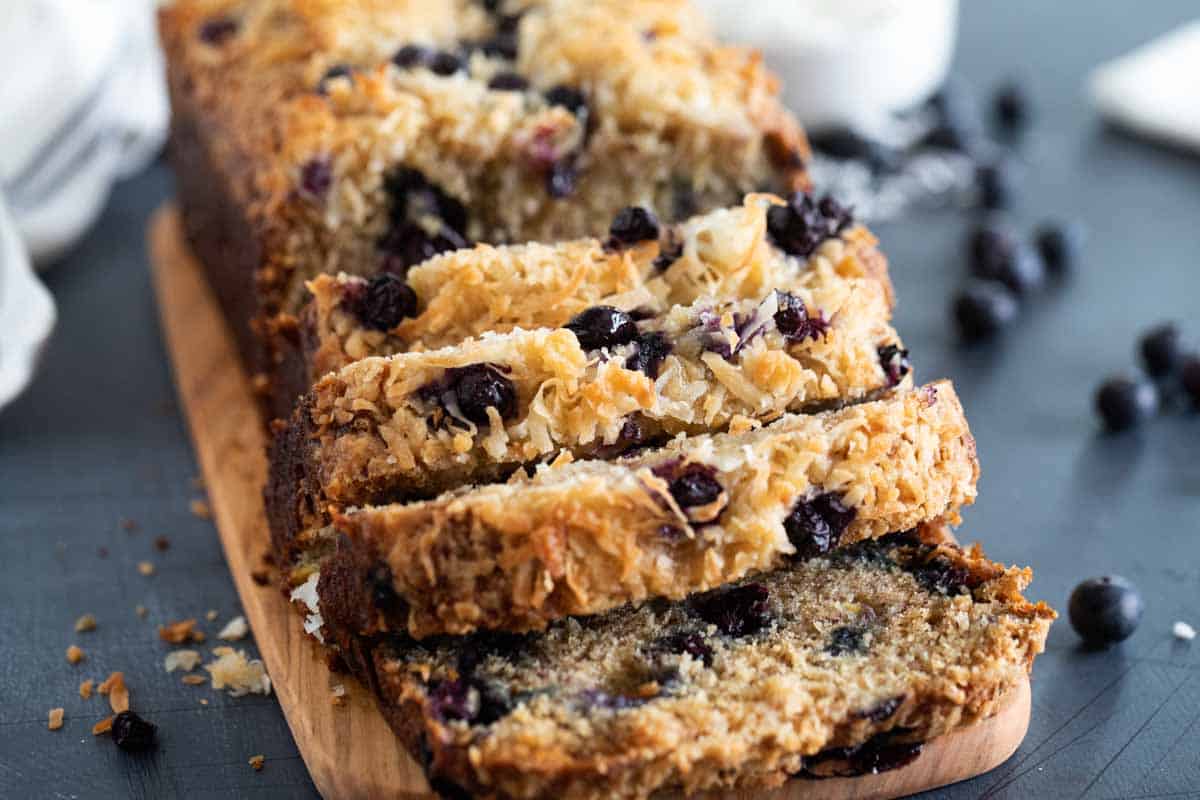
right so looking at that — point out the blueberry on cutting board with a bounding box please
[1068,576,1143,646]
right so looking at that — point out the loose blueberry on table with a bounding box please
[1094,375,1158,432]
[1068,575,1143,646]
[953,280,1019,341]
[1138,322,1181,378]
[1034,220,1085,276]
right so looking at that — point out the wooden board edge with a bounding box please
[147,203,1032,800]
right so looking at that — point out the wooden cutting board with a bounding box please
[148,204,1031,800]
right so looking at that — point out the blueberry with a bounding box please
[976,160,1018,210]
[856,696,904,722]
[111,711,157,752]
[317,64,354,94]
[877,344,911,386]
[1095,375,1158,432]
[609,206,660,247]
[773,291,829,342]
[1139,323,1181,378]
[691,583,770,637]
[809,127,897,172]
[992,244,1045,296]
[392,44,432,69]
[992,82,1031,132]
[1068,575,1143,646]
[624,331,672,378]
[198,16,238,45]
[784,493,856,559]
[911,556,973,596]
[766,193,853,259]
[953,280,1019,341]
[348,274,417,331]
[1035,220,1085,276]
[428,678,477,722]
[565,306,638,350]
[451,365,517,425]
[825,625,868,656]
[966,219,1017,272]
[922,81,980,153]
[654,462,722,510]
[918,120,976,153]
[487,72,528,91]
[299,157,333,198]
[544,85,587,115]
[1182,355,1200,407]
[428,51,463,75]
[379,221,463,270]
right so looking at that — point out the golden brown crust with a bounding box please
[360,526,1053,799]
[159,0,810,387]
[320,381,977,637]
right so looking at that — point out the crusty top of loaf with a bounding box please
[159,0,806,207]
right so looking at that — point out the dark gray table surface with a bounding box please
[3,2,1198,798]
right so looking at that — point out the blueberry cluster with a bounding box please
[953,217,1084,341]
[1094,322,1200,432]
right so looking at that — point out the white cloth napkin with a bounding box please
[0,0,167,409]
[0,0,167,266]
[1090,20,1200,154]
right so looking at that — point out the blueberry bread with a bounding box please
[283,193,890,412]
[294,382,976,638]
[309,526,1053,799]
[159,0,810,389]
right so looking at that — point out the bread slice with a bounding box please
[300,525,1053,800]
[282,194,891,412]
[283,382,976,638]
[159,0,810,391]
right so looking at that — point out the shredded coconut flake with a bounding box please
[205,647,272,697]
[290,574,324,642]
[164,649,202,673]
[218,615,249,641]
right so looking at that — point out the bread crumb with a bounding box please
[48,708,65,731]
[154,536,171,552]
[164,649,202,673]
[92,716,113,736]
[135,605,148,618]
[190,499,212,520]
[80,679,94,699]
[331,684,346,706]
[66,645,85,664]
[97,672,129,714]
[206,609,219,622]
[199,698,209,705]
[158,619,202,644]
[248,754,266,771]
[218,616,249,641]
[1173,621,1196,641]
[182,675,207,686]
[205,647,271,697]
[74,614,97,633]
[138,561,156,576]
[120,518,138,532]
